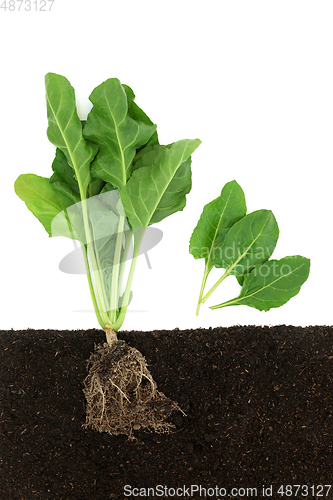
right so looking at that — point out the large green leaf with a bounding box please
[119,139,201,227]
[219,209,279,276]
[45,73,97,195]
[14,174,79,237]
[211,256,310,311]
[130,143,193,224]
[189,180,247,272]
[83,78,157,190]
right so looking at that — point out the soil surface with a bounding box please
[1,325,333,500]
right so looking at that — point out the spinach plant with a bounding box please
[15,73,201,341]
[14,73,201,437]
[190,180,310,315]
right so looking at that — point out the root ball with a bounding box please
[82,340,181,439]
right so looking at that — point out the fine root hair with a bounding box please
[82,340,182,439]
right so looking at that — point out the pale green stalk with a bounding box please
[210,298,240,309]
[112,251,138,330]
[112,230,145,331]
[80,243,104,329]
[88,237,110,324]
[201,268,231,304]
[201,244,252,304]
[117,229,132,298]
[64,207,105,329]
[81,199,110,325]
[196,263,210,316]
[109,215,126,323]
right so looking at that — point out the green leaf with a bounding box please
[100,182,116,194]
[50,125,105,199]
[50,148,105,199]
[120,139,201,227]
[50,148,80,195]
[211,255,310,311]
[83,78,157,190]
[14,174,79,237]
[130,143,160,173]
[130,143,194,223]
[189,180,247,271]
[219,209,279,276]
[88,176,106,198]
[45,73,97,195]
[123,84,159,147]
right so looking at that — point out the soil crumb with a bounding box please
[82,339,181,439]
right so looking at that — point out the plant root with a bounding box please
[82,339,182,439]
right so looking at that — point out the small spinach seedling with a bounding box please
[190,180,310,315]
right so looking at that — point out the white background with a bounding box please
[1,0,332,331]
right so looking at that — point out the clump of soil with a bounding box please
[82,339,181,438]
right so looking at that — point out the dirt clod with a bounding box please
[82,339,181,438]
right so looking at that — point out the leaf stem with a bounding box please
[210,297,240,309]
[117,229,132,296]
[196,263,210,316]
[112,248,138,330]
[80,197,110,326]
[63,206,106,329]
[81,243,104,329]
[109,214,126,323]
[201,247,248,305]
[201,267,231,304]
[112,229,145,331]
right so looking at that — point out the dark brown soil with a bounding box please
[1,325,333,500]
